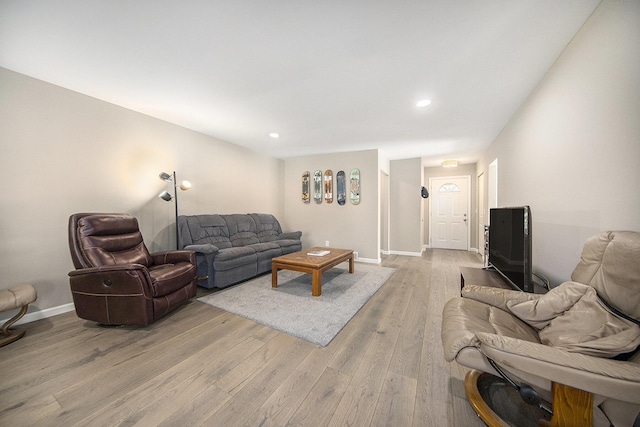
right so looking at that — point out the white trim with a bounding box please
[357,257,381,264]
[0,303,75,326]
[488,158,498,210]
[389,250,422,257]
[380,250,391,256]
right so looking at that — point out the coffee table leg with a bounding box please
[312,270,322,296]
[272,264,279,288]
[349,254,355,273]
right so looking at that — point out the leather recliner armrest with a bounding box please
[151,250,197,265]
[68,264,155,296]
[462,284,540,312]
[68,264,149,275]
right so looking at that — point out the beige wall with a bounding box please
[477,0,640,285]
[283,150,380,262]
[389,158,422,255]
[0,67,284,317]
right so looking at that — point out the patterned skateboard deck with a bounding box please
[336,170,346,205]
[324,169,333,203]
[350,168,360,205]
[302,171,310,203]
[313,170,323,203]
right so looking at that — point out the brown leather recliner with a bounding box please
[442,231,640,426]
[68,213,197,326]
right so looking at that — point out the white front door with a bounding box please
[430,176,470,250]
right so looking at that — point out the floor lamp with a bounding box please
[158,171,192,249]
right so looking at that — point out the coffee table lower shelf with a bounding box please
[271,248,355,296]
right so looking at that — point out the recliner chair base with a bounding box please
[465,370,551,427]
[466,370,601,427]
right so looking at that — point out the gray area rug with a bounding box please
[198,264,396,346]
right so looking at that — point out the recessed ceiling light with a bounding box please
[269,132,279,138]
[416,99,432,107]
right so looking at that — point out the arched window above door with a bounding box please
[438,183,461,193]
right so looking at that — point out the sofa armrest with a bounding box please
[476,332,640,404]
[278,231,302,240]
[184,244,219,255]
[151,250,196,266]
[181,245,218,288]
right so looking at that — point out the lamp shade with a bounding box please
[159,190,172,201]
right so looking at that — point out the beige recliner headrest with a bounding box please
[571,231,640,322]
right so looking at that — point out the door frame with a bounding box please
[478,171,485,256]
[428,174,471,251]
[379,170,390,255]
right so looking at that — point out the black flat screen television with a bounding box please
[488,206,533,293]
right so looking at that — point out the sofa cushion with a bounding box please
[276,239,300,248]
[247,242,281,253]
[249,242,283,274]
[250,213,282,242]
[275,239,303,255]
[213,247,257,271]
[223,214,260,246]
[180,215,232,249]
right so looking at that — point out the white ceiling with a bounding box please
[0,1,600,166]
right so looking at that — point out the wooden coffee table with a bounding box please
[272,247,355,296]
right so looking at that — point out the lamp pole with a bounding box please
[159,171,190,250]
[172,171,179,250]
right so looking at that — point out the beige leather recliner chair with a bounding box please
[441,231,640,426]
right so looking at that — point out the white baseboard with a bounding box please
[389,250,422,257]
[1,303,75,327]
[423,245,479,253]
[357,257,381,264]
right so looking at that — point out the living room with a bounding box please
[1,0,637,321]
[1,1,639,425]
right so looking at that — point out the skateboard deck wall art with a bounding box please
[324,169,333,203]
[301,171,310,203]
[350,168,360,205]
[303,169,358,206]
[313,170,323,203]
[336,170,346,205]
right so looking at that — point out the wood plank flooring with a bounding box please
[0,249,486,426]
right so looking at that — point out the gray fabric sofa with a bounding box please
[177,213,302,289]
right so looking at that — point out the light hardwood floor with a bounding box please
[0,249,486,427]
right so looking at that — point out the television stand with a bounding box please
[460,267,547,294]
